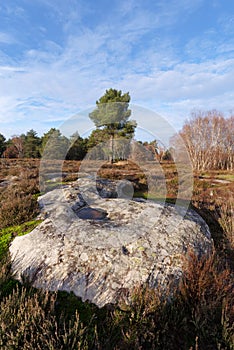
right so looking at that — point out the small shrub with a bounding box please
[177,251,234,349]
[16,178,39,195]
[0,255,18,299]
[0,286,89,350]
[0,190,39,229]
[217,197,234,249]
[106,252,234,350]
[0,221,42,259]
[0,159,233,349]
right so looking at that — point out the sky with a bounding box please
[0,0,233,141]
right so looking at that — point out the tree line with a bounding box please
[0,128,170,162]
[0,128,88,160]
[0,89,160,162]
[0,89,136,161]
[0,89,233,170]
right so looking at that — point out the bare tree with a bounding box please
[176,110,234,171]
[11,136,24,158]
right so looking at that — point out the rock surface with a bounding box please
[10,181,213,307]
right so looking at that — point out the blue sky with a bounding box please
[0,0,233,140]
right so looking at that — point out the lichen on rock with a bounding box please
[10,180,213,307]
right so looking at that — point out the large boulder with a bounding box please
[10,182,213,307]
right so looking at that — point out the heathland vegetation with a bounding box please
[0,91,233,349]
[0,157,233,349]
[0,109,233,172]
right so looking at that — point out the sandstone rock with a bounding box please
[10,181,213,307]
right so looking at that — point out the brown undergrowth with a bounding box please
[0,163,39,229]
[0,251,233,349]
[0,159,233,349]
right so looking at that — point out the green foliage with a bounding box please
[5,219,43,237]
[87,128,110,149]
[0,90,137,162]
[0,220,42,259]
[23,129,41,158]
[66,132,88,160]
[0,132,6,156]
[89,89,136,162]
[3,136,24,158]
[41,128,70,159]
[162,149,173,161]
[0,233,12,260]
[89,88,131,127]
[86,129,113,160]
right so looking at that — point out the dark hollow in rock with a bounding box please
[96,178,118,198]
[76,207,108,220]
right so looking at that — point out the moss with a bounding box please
[0,233,12,260]
[0,219,42,237]
[0,220,42,260]
[32,192,42,199]
[216,174,234,181]
[133,191,165,202]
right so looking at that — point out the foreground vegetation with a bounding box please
[0,159,233,349]
[0,251,233,350]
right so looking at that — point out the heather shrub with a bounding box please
[0,188,39,229]
[16,177,39,195]
[217,197,234,250]
[105,252,233,350]
[0,286,90,350]
[0,255,17,298]
[0,159,233,349]
[0,161,40,229]
[177,252,234,349]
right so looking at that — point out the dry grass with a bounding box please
[0,191,39,230]
[108,251,234,350]
[0,184,39,230]
[0,159,233,349]
[0,286,89,349]
[216,197,234,249]
[0,159,40,229]
[0,251,232,349]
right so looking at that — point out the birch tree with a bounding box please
[177,110,234,171]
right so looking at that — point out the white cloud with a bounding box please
[0,0,233,138]
[0,39,233,136]
[0,32,16,44]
